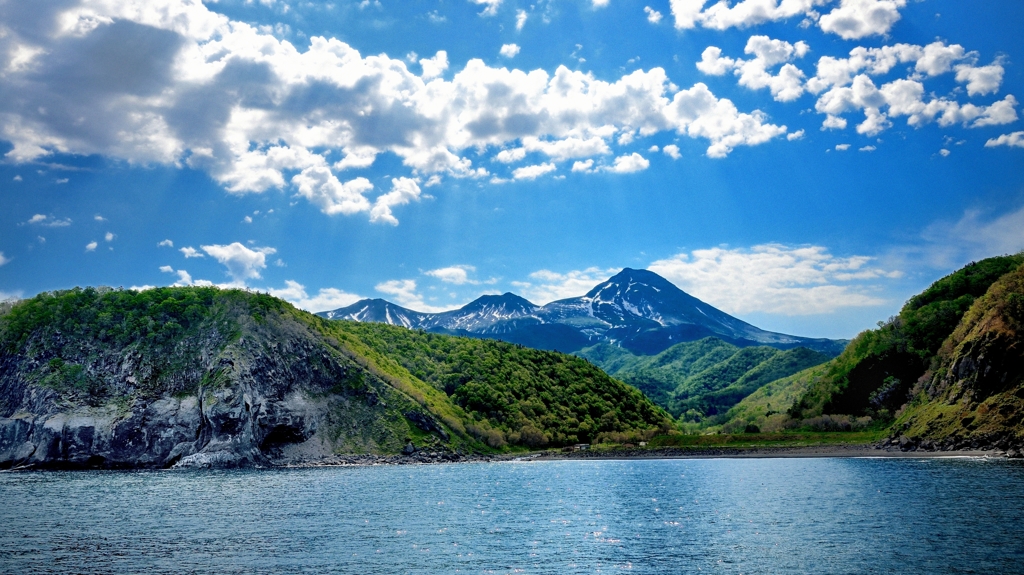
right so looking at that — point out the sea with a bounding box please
[1,457,1023,574]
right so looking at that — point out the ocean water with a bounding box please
[1,457,1023,574]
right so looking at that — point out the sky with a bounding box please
[1,0,1023,339]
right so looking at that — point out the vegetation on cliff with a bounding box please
[721,254,1024,442]
[0,286,670,457]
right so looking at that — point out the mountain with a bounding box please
[717,254,1024,448]
[577,338,830,421]
[0,287,670,469]
[319,268,846,356]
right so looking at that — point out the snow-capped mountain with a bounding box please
[317,269,846,355]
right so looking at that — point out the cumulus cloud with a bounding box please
[180,246,204,258]
[160,265,199,287]
[291,169,373,216]
[375,279,453,312]
[158,239,174,247]
[818,0,906,40]
[649,244,897,315]
[804,41,1017,135]
[787,129,805,140]
[662,144,681,158]
[24,214,71,227]
[513,163,557,180]
[697,36,810,102]
[985,131,1024,149]
[513,267,620,304]
[644,6,663,24]
[670,0,906,39]
[572,159,595,172]
[85,241,98,252]
[104,232,115,242]
[835,143,850,150]
[369,177,423,225]
[419,50,449,80]
[604,152,650,173]
[0,0,786,223]
[0,252,10,266]
[201,242,276,283]
[499,43,520,58]
[470,0,502,17]
[426,265,477,284]
[268,280,362,312]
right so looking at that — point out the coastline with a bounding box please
[275,443,1018,469]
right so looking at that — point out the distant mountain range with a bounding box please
[318,268,846,356]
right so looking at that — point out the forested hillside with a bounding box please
[0,287,670,469]
[577,338,829,422]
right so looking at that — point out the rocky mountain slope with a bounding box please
[577,338,829,421]
[720,254,1024,447]
[0,287,670,469]
[320,268,845,356]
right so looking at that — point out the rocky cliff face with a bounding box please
[0,289,451,469]
[892,265,1024,454]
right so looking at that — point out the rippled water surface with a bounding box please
[2,457,1024,574]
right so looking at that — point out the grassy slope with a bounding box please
[894,264,1024,446]
[786,255,1024,423]
[0,287,671,452]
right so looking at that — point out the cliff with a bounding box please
[0,287,670,469]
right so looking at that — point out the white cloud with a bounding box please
[419,51,449,80]
[24,214,71,227]
[907,205,1024,270]
[592,0,610,7]
[13,176,22,182]
[104,232,115,242]
[803,42,1016,135]
[513,163,557,180]
[697,36,810,102]
[158,239,174,247]
[669,0,706,30]
[268,280,362,312]
[470,0,502,17]
[180,246,204,258]
[644,6,663,24]
[787,129,805,140]
[859,145,876,151]
[515,10,528,31]
[201,242,276,282]
[0,252,10,267]
[938,148,951,157]
[662,144,681,158]
[835,143,850,150]
[572,159,595,172]
[818,0,906,40]
[426,265,477,285]
[499,44,521,58]
[160,265,196,286]
[985,131,1024,149]
[85,241,98,252]
[955,61,1005,97]
[369,177,423,225]
[604,152,650,173]
[94,215,106,221]
[0,0,786,222]
[515,267,620,304]
[291,168,373,216]
[375,279,453,312]
[649,244,895,315]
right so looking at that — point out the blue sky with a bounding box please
[1,0,1022,339]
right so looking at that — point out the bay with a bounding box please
[1,457,1023,574]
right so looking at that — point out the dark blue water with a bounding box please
[2,457,1023,574]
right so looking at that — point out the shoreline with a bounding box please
[277,443,1017,469]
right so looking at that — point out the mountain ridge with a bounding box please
[318,268,846,356]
